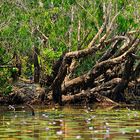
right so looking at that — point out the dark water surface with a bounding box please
[0,105,140,140]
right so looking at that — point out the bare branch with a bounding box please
[36,27,48,41]
[87,2,109,48]
[99,12,120,43]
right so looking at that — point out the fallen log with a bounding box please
[62,90,119,106]
[133,63,140,81]
[111,53,135,101]
[62,39,139,94]
[46,13,127,105]
[42,10,139,105]
[55,78,121,105]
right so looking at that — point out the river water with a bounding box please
[0,105,140,140]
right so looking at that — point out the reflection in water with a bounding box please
[0,105,140,139]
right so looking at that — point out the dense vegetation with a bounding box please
[0,0,140,105]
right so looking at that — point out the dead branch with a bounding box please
[62,39,140,94]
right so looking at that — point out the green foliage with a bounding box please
[0,68,13,95]
[0,0,139,93]
[4,85,13,95]
[11,67,18,73]
[74,57,95,76]
[117,15,130,33]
